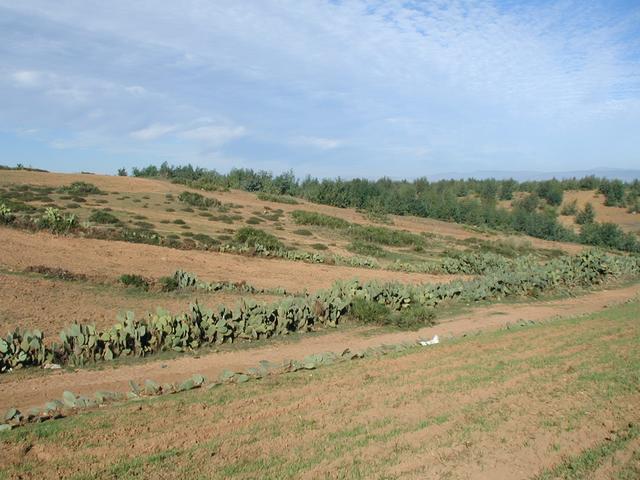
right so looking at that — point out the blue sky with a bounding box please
[0,0,639,178]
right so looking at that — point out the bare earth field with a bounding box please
[0,273,282,336]
[0,228,457,292]
[1,290,639,479]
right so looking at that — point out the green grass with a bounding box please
[535,423,640,479]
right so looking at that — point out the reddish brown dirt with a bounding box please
[559,190,640,234]
[0,274,281,336]
[1,282,637,414]
[0,228,455,292]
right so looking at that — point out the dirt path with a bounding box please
[0,227,457,291]
[1,282,638,413]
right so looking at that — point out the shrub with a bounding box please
[178,191,220,208]
[173,219,186,225]
[59,182,103,195]
[387,305,436,330]
[159,275,179,292]
[293,229,313,236]
[291,210,350,229]
[560,199,578,216]
[88,210,120,225]
[38,207,78,233]
[579,222,640,252]
[192,233,220,247]
[234,227,284,251]
[245,217,263,225]
[347,241,386,257]
[256,192,299,204]
[311,243,328,250]
[119,274,150,291]
[117,167,127,176]
[349,298,390,324]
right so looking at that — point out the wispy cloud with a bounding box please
[292,136,343,150]
[0,1,638,176]
[130,124,177,141]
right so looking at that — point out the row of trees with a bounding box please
[125,163,640,252]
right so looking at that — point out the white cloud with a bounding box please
[11,70,43,87]
[293,136,343,150]
[178,125,246,145]
[0,1,639,174]
[130,124,177,141]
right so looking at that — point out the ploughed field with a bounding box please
[1,298,639,479]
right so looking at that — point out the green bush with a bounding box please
[311,243,328,250]
[257,192,299,204]
[349,298,390,324]
[59,182,103,195]
[246,217,263,225]
[159,275,179,292]
[178,191,220,208]
[347,241,386,257]
[119,274,150,291]
[88,210,120,224]
[291,210,350,229]
[560,199,578,216]
[234,227,284,251]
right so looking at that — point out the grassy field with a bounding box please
[1,299,638,479]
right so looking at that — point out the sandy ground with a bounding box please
[1,281,637,414]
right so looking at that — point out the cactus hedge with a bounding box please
[1,250,638,373]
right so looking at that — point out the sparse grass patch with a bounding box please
[293,229,313,236]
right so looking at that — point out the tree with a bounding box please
[537,180,563,206]
[117,167,127,176]
[575,202,595,225]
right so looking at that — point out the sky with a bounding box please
[0,0,639,179]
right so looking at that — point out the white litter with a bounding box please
[43,363,62,370]
[419,335,439,346]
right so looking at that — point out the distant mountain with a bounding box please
[427,168,640,182]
